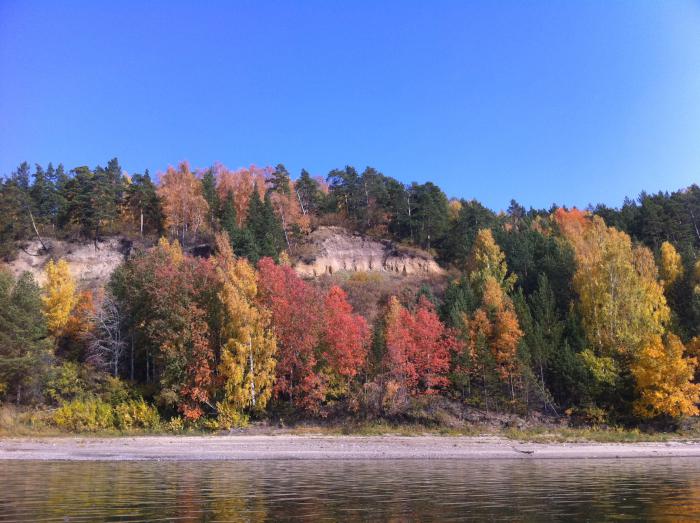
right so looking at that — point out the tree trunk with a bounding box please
[295,188,307,216]
[27,208,48,252]
[249,335,256,407]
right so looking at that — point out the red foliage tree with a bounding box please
[384,296,454,395]
[257,257,325,411]
[321,286,370,389]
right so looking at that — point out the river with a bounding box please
[1,459,700,521]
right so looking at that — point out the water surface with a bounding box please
[1,459,700,521]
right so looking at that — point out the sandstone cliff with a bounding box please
[292,226,444,277]
[5,227,444,288]
[6,238,131,288]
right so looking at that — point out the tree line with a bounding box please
[1,157,700,428]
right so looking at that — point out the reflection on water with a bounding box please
[1,458,700,521]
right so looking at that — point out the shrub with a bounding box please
[114,399,161,431]
[216,402,249,429]
[44,362,87,404]
[166,416,185,433]
[99,376,133,406]
[53,398,115,432]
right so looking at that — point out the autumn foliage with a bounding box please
[257,256,324,411]
[6,157,700,430]
[42,258,76,337]
[384,296,454,396]
[257,258,369,413]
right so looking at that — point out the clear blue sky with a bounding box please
[1,1,699,211]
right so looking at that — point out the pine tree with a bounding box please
[201,167,220,229]
[244,185,284,262]
[0,269,51,404]
[30,164,56,227]
[126,171,162,236]
[295,169,322,216]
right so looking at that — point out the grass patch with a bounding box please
[502,426,693,443]
[287,421,487,437]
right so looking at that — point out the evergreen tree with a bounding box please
[0,174,32,257]
[30,164,56,226]
[269,164,291,195]
[0,269,51,404]
[104,157,125,215]
[220,191,257,260]
[295,169,322,216]
[200,167,220,229]
[126,170,163,236]
[54,164,70,228]
[441,199,497,267]
[244,185,285,262]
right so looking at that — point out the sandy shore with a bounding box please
[1,435,700,460]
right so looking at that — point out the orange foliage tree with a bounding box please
[157,162,209,244]
[216,165,268,227]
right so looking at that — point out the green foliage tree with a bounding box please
[126,170,163,236]
[0,269,51,403]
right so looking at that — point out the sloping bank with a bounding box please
[1,436,700,461]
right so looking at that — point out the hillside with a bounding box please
[1,158,700,434]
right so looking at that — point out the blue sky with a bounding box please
[1,1,699,211]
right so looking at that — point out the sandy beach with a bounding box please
[1,435,699,461]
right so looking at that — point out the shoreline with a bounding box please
[1,435,700,461]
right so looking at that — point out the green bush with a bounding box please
[44,362,87,403]
[114,399,161,430]
[53,398,114,432]
[98,376,134,406]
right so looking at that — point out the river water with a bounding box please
[1,459,699,521]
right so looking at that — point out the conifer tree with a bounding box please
[0,269,51,404]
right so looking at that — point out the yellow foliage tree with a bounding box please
[468,228,516,293]
[474,276,522,387]
[631,334,700,419]
[214,233,277,427]
[42,259,77,337]
[554,209,700,418]
[555,211,669,359]
[659,241,684,290]
[158,236,184,265]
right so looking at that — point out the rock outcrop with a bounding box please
[293,226,444,277]
[5,228,444,287]
[6,238,131,288]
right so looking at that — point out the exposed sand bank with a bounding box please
[1,435,700,461]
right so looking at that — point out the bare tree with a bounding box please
[88,293,126,377]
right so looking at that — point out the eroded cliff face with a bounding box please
[5,228,443,288]
[6,238,130,288]
[292,226,444,277]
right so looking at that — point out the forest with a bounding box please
[1,158,700,432]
